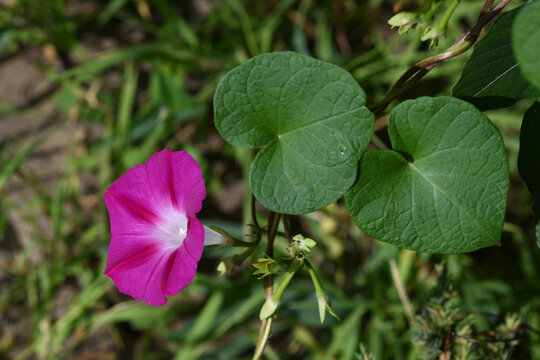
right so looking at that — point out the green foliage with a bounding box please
[214,52,374,214]
[175,291,224,360]
[388,0,448,47]
[346,97,509,253]
[412,275,523,360]
[453,7,540,110]
[512,0,540,92]
[356,343,375,360]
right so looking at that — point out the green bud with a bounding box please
[316,294,340,323]
[217,261,226,276]
[388,12,418,27]
[388,12,420,35]
[420,27,443,48]
[317,295,327,323]
[292,234,317,254]
[305,260,340,323]
[398,23,413,35]
[252,257,279,279]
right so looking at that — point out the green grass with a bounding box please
[1,0,539,359]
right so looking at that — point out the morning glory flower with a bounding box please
[104,148,223,306]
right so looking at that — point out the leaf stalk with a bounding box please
[252,211,280,360]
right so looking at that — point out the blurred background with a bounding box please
[1,0,539,359]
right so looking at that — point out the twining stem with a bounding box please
[263,212,280,297]
[253,211,280,360]
[478,0,495,20]
[368,0,512,116]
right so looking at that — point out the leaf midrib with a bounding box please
[277,107,363,139]
[408,162,492,236]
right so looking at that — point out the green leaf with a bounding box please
[149,64,190,112]
[517,102,540,245]
[453,8,540,110]
[512,0,540,92]
[185,291,224,344]
[214,52,374,214]
[346,97,509,254]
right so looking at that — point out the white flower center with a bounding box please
[175,215,188,244]
[178,220,187,240]
[157,209,188,250]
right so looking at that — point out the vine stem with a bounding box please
[368,0,512,116]
[479,0,496,20]
[282,215,293,244]
[253,212,280,360]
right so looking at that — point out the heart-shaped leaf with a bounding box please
[512,0,540,92]
[346,97,509,254]
[214,52,374,214]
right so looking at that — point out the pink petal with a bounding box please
[105,234,175,305]
[104,234,164,276]
[104,217,205,305]
[145,149,205,218]
[105,165,165,236]
[165,217,205,296]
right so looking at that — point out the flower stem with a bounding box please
[305,260,325,299]
[435,0,461,34]
[274,268,297,298]
[260,269,298,319]
[253,211,280,359]
[252,318,273,360]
